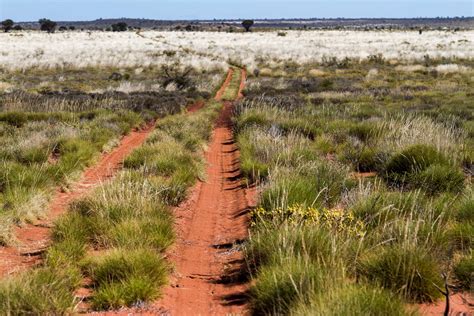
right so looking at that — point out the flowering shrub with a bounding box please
[251,204,365,236]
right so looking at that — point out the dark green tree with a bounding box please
[111,22,128,32]
[39,18,57,33]
[2,19,14,33]
[242,20,254,32]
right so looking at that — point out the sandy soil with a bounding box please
[418,293,473,315]
[186,100,205,113]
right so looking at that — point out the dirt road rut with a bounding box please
[158,68,255,315]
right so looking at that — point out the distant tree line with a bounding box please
[1,19,23,32]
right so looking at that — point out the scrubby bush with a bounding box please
[161,64,195,91]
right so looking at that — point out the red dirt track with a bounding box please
[214,68,234,101]
[0,123,155,277]
[156,68,255,315]
[418,293,473,315]
[186,100,205,113]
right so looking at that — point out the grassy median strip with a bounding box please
[222,67,242,101]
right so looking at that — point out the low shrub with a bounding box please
[357,245,442,303]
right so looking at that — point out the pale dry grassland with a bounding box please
[1,30,473,72]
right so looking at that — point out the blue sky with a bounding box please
[1,0,472,21]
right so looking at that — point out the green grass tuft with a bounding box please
[358,245,443,303]
[453,252,473,291]
[84,248,168,310]
[0,267,82,315]
[292,284,409,316]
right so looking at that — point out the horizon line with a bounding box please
[13,16,474,23]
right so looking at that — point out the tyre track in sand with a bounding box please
[0,122,156,278]
[157,68,255,315]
